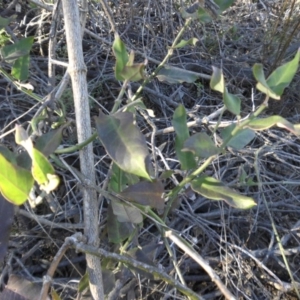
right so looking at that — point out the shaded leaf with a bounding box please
[0,153,33,205]
[174,38,198,49]
[12,54,30,81]
[172,105,197,170]
[0,274,43,300]
[35,126,65,157]
[111,199,143,224]
[0,145,17,165]
[0,194,14,262]
[210,67,224,93]
[157,66,199,84]
[183,132,220,158]
[0,37,34,63]
[223,88,241,115]
[94,111,151,180]
[247,116,300,136]
[221,124,256,150]
[107,203,132,243]
[215,0,235,11]
[0,16,10,30]
[120,180,164,210]
[191,176,256,209]
[102,270,116,294]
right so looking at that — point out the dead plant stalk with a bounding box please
[61,0,104,299]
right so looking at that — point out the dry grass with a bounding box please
[1,0,300,299]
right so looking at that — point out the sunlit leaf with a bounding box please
[253,64,280,99]
[15,125,60,193]
[51,288,62,300]
[221,124,256,150]
[210,67,224,93]
[223,88,241,115]
[247,116,300,136]
[172,105,197,170]
[120,63,145,81]
[120,180,164,210]
[78,272,89,293]
[191,176,257,209]
[94,111,151,180]
[0,153,33,205]
[267,49,300,96]
[183,132,220,158]
[157,66,199,84]
[174,38,198,49]
[112,34,129,80]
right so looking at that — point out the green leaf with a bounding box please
[174,38,198,49]
[15,125,60,193]
[119,63,145,81]
[221,124,256,150]
[111,199,143,224]
[181,3,211,21]
[191,176,257,209]
[267,49,300,96]
[172,105,197,170]
[107,203,132,243]
[215,0,235,11]
[157,66,199,84]
[252,64,280,99]
[0,153,34,205]
[11,54,30,81]
[120,180,164,210]
[0,16,10,30]
[35,126,65,157]
[112,34,129,80]
[247,116,300,136]
[210,67,224,93]
[0,145,17,165]
[183,132,220,158]
[51,288,62,300]
[223,88,241,115]
[94,111,151,180]
[78,273,89,293]
[1,36,34,63]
